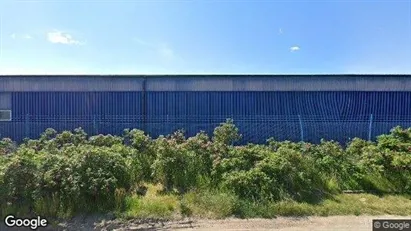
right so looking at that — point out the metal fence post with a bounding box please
[368,114,374,141]
[93,115,98,135]
[167,114,169,134]
[25,114,29,138]
[298,115,304,142]
[142,77,147,133]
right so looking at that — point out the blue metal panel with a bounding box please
[0,93,11,109]
[1,88,411,143]
[142,91,411,144]
[144,91,411,118]
[12,92,143,118]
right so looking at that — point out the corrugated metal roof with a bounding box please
[2,74,411,78]
[0,76,144,92]
[145,76,411,91]
[0,75,411,92]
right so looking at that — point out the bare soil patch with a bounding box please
[2,215,410,231]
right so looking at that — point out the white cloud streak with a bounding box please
[290,46,300,52]
[47,31,83,45]
[10,33,33,40]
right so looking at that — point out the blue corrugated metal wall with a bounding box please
[146,91,411,116]
[1,91,411,144]
[12,92,143,117]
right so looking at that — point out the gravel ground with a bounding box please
[1,215,410,231]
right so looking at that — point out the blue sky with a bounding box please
[0,0,410,74]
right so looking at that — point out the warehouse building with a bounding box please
[0,74,411,144]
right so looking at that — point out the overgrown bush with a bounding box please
[220,145,328,202]
[89,134,123,147]
[152,130,212,193]
[123,129,156,182]
[1,134,139,217]
[0,122,411,219]
[70,145,133,211]
[0,148,40,214]
[343,127,411,193]
[373,127,411,193]
[0,138,17,156]
[310,140,362,191]
[212,119,242,145]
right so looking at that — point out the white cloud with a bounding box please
[10,33,33,40]
[279,28,283,34]
[47,31,83,45]
[23,34,32,39]
[290,46,300,52]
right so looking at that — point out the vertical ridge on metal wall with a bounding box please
[2,90,411,143]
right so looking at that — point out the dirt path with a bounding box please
[2,215,410,230]
[121,215,411,231]
[72,215,411,231]
[174,216,410,231]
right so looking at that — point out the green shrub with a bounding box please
[124,129,156,182]
[310,140,362,191]
[152,131,212,193]
[72,146,133,212]
[257,147,328,202]
[88,134,123,147]
[36,151,79,214]
[218,145,268,174]
[54,128,87,148]
[212,119,242,145]
[35,144,135,214]
[0,138,17,156]
[0,148,40,215]
[220,145,328,202]
[1,136,138,217]
[377,126,411,152]
[184,131,214,179]
[1,124,411,219]
[356,127,411,193]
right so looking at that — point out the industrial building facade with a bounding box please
[1,75,411,144]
